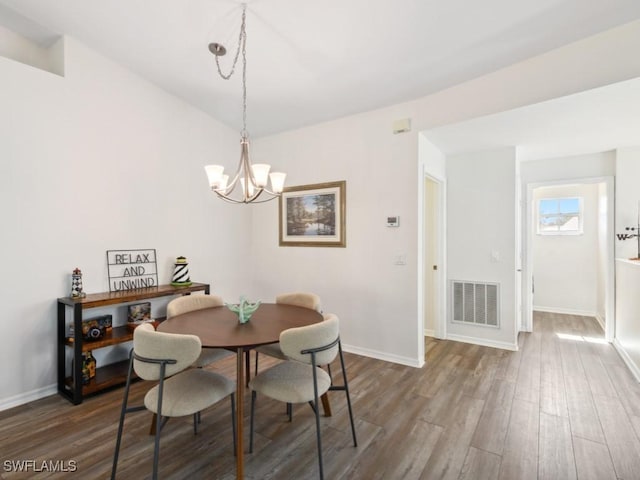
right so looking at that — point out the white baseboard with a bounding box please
[613,339,640,383]
[341,343,423,368]
[424,328,436,337]
[5,346,422,410]
[533,306,597,317]
[0,384,57,412]
[594,313,606,332]
[445,333,518,352]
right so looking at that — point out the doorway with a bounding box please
[421,172,446,349]
[523,177,614,340]
[424,177,439,337]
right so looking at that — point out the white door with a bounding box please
[515,171,523,335]
[424,177,438,337]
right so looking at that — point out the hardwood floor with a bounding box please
[2,312,640,479]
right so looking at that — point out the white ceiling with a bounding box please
[2,0,640,139]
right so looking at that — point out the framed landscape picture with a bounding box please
[279,180,346,247]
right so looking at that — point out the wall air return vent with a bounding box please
[450,280,500,327]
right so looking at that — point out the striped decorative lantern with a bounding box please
[71,267,86,298]
[171,256,192,286]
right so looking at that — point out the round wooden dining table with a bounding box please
[157,303,323,479]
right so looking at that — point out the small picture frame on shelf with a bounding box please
[127,302,153,329]
[68,314,113,342]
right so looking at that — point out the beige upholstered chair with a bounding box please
[166,294,234,367]
[253,292,322,375]
[248,314,357,480]
[111,324,236,480]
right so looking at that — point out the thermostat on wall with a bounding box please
[387,216,400,227]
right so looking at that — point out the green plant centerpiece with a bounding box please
[227,296,261,324]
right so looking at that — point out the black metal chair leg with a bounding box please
[152,365,167,480]
[313,397,324,480]
[152,415,162,480]
[111,354,134,480]
[311,355,324,480]
[339,342,357,447]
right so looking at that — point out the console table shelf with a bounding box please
[64,359,132,396]
[57,282,210,404]
[65,324,134,350]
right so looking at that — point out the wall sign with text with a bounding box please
[106,249,158,292]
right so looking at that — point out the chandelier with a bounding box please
[204,4,286,204]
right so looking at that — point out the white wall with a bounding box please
[531,183,600,315]
[597,182,608,323]
[445,148,518,349]
[615,147,640,259]
[250,107,421,366]
[613,148,640,381]
[418,134,446,181]
[0,36,250,409]
[615,260,640,381]
[521,153,616,183]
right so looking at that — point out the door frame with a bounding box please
[418,166,447,357]
[523,176,615,341]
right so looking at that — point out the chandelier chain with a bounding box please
[213,5,248,136]
[241,11,247,136]
[214,6,246,81]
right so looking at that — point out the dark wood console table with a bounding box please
[57,282,210,404]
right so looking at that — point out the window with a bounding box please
[537,197,583,235]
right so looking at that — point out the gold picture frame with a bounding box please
[279,181,346,247]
